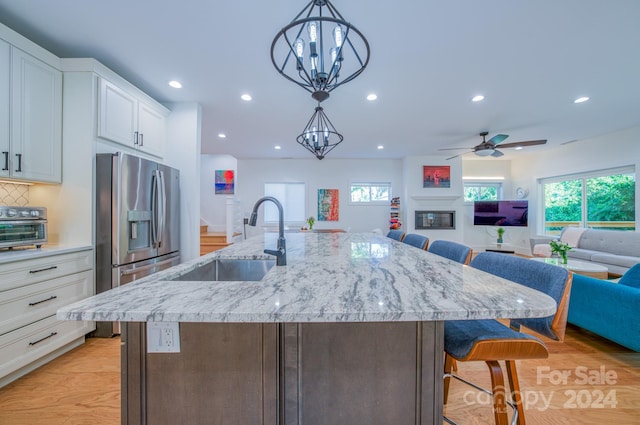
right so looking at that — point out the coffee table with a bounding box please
[530,257,609,279]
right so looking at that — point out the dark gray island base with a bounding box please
[122,321,444,425]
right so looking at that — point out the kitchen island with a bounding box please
[58,232,556,425]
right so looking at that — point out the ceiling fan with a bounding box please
[440,131,547,160]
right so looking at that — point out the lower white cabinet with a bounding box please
[0,248,95,386]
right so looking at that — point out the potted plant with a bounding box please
[306,216,315,231]
[549,240,572,264]
[496,227,505,244]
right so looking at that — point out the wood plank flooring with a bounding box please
[0,325,638,424]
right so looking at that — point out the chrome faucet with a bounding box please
[248,196,287,266]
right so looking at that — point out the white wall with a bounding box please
[236,159,403,236]
[165,102,202,262]
[511,125,640,244]
[200,155,238,232]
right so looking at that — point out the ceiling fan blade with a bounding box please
[491,150,504,158]
[446,153,463,160]
[488,134,509,145]
[498,139,547,149]
[438,147,475,151]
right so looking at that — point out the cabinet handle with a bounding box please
[1,151,7,171]
[139,133,144,146]
[134,131,139,145]
[29,265,58,274]
[15,153,22,172]
[28,295,58,306]
[29,332,58,346]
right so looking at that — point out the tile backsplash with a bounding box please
[0,183,30,206]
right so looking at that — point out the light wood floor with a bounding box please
[0,325,638,425]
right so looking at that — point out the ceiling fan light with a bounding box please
[474,149,494,157]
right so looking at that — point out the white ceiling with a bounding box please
[1,0,639,160]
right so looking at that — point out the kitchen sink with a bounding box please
[172,259,276,282]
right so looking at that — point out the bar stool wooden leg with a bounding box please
[487,361,509,425]
[506,360,526,425]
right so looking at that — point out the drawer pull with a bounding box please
[29,265,58,274]
[29,332,58,346]
[28,295,58,306]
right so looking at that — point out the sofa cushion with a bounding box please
[567,248,599,261]
[561,227,586,247]
[618,264,640,289]
[579,229,640,257]
[591,253,640,269]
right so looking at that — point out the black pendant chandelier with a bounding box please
[296,106,343,160]
[270,0,370,103]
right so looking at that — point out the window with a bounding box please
[540,167,635,235]
[463,181,503,202]
[264,183,306,223]
[350,182,391,203]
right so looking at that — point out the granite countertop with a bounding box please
[57,233,557,323]
[0,244,93,264]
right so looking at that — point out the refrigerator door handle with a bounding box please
[157,170,166,248]
[151,170,159,247]
[119,256,178,277]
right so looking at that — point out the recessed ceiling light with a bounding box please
[574,96,589,103]
[515,146,523,150]
[377,145,384,150]
[218,133,227,139]
[241,94,252,101]
[367,93,378,101]
[471,95,485,102]
[168,80,182,89]
[274,145,281,150]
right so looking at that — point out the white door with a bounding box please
[137,100,166,158]
[97,77,137,148]
[0,40,9,178]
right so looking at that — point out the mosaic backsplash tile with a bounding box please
[0,183,30,206]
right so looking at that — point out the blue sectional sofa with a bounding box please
[568,264,640,351]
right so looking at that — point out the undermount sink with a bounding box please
[173,259,276,282]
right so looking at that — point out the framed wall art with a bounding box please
[422,165,451,188]
[318,189,339,221]
[214,170,235,194]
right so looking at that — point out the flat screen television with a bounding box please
[473,200,528,227]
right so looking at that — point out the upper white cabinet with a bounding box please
[10,47,62,183]
[0,40,9,177]
[98,77,167,158]
[0,43,61,183]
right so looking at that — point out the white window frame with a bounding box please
[463,181,504,204]
[349,182,392,205]
[538,166,636,235]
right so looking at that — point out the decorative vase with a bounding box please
[561,252,568,264]
[497,237,503,244]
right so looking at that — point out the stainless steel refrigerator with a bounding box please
[95,152,180,336]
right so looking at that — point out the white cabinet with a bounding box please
[0,249,94,387]
[98,77,167,158]
[0,46,62,183]
[0,40,9,175]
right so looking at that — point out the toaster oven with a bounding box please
[0,206,47,249]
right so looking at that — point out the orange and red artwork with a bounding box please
[318,189,339,221]
[215,170,235,194]
[423,165,451,188]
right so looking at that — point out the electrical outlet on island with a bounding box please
[147,322,181,353]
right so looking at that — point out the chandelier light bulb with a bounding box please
[307,21,319,42]
[333,25,343,47]
[294,38,304,58]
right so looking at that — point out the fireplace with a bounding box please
[415,210,455,230]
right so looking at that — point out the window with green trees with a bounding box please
[541,167,635,234]
[463,181,503,202]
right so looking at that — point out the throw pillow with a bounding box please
[618,263,640,289]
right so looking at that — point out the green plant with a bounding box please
[549,240,572,264]
[497,227,505,238]
[306,216,315,230]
